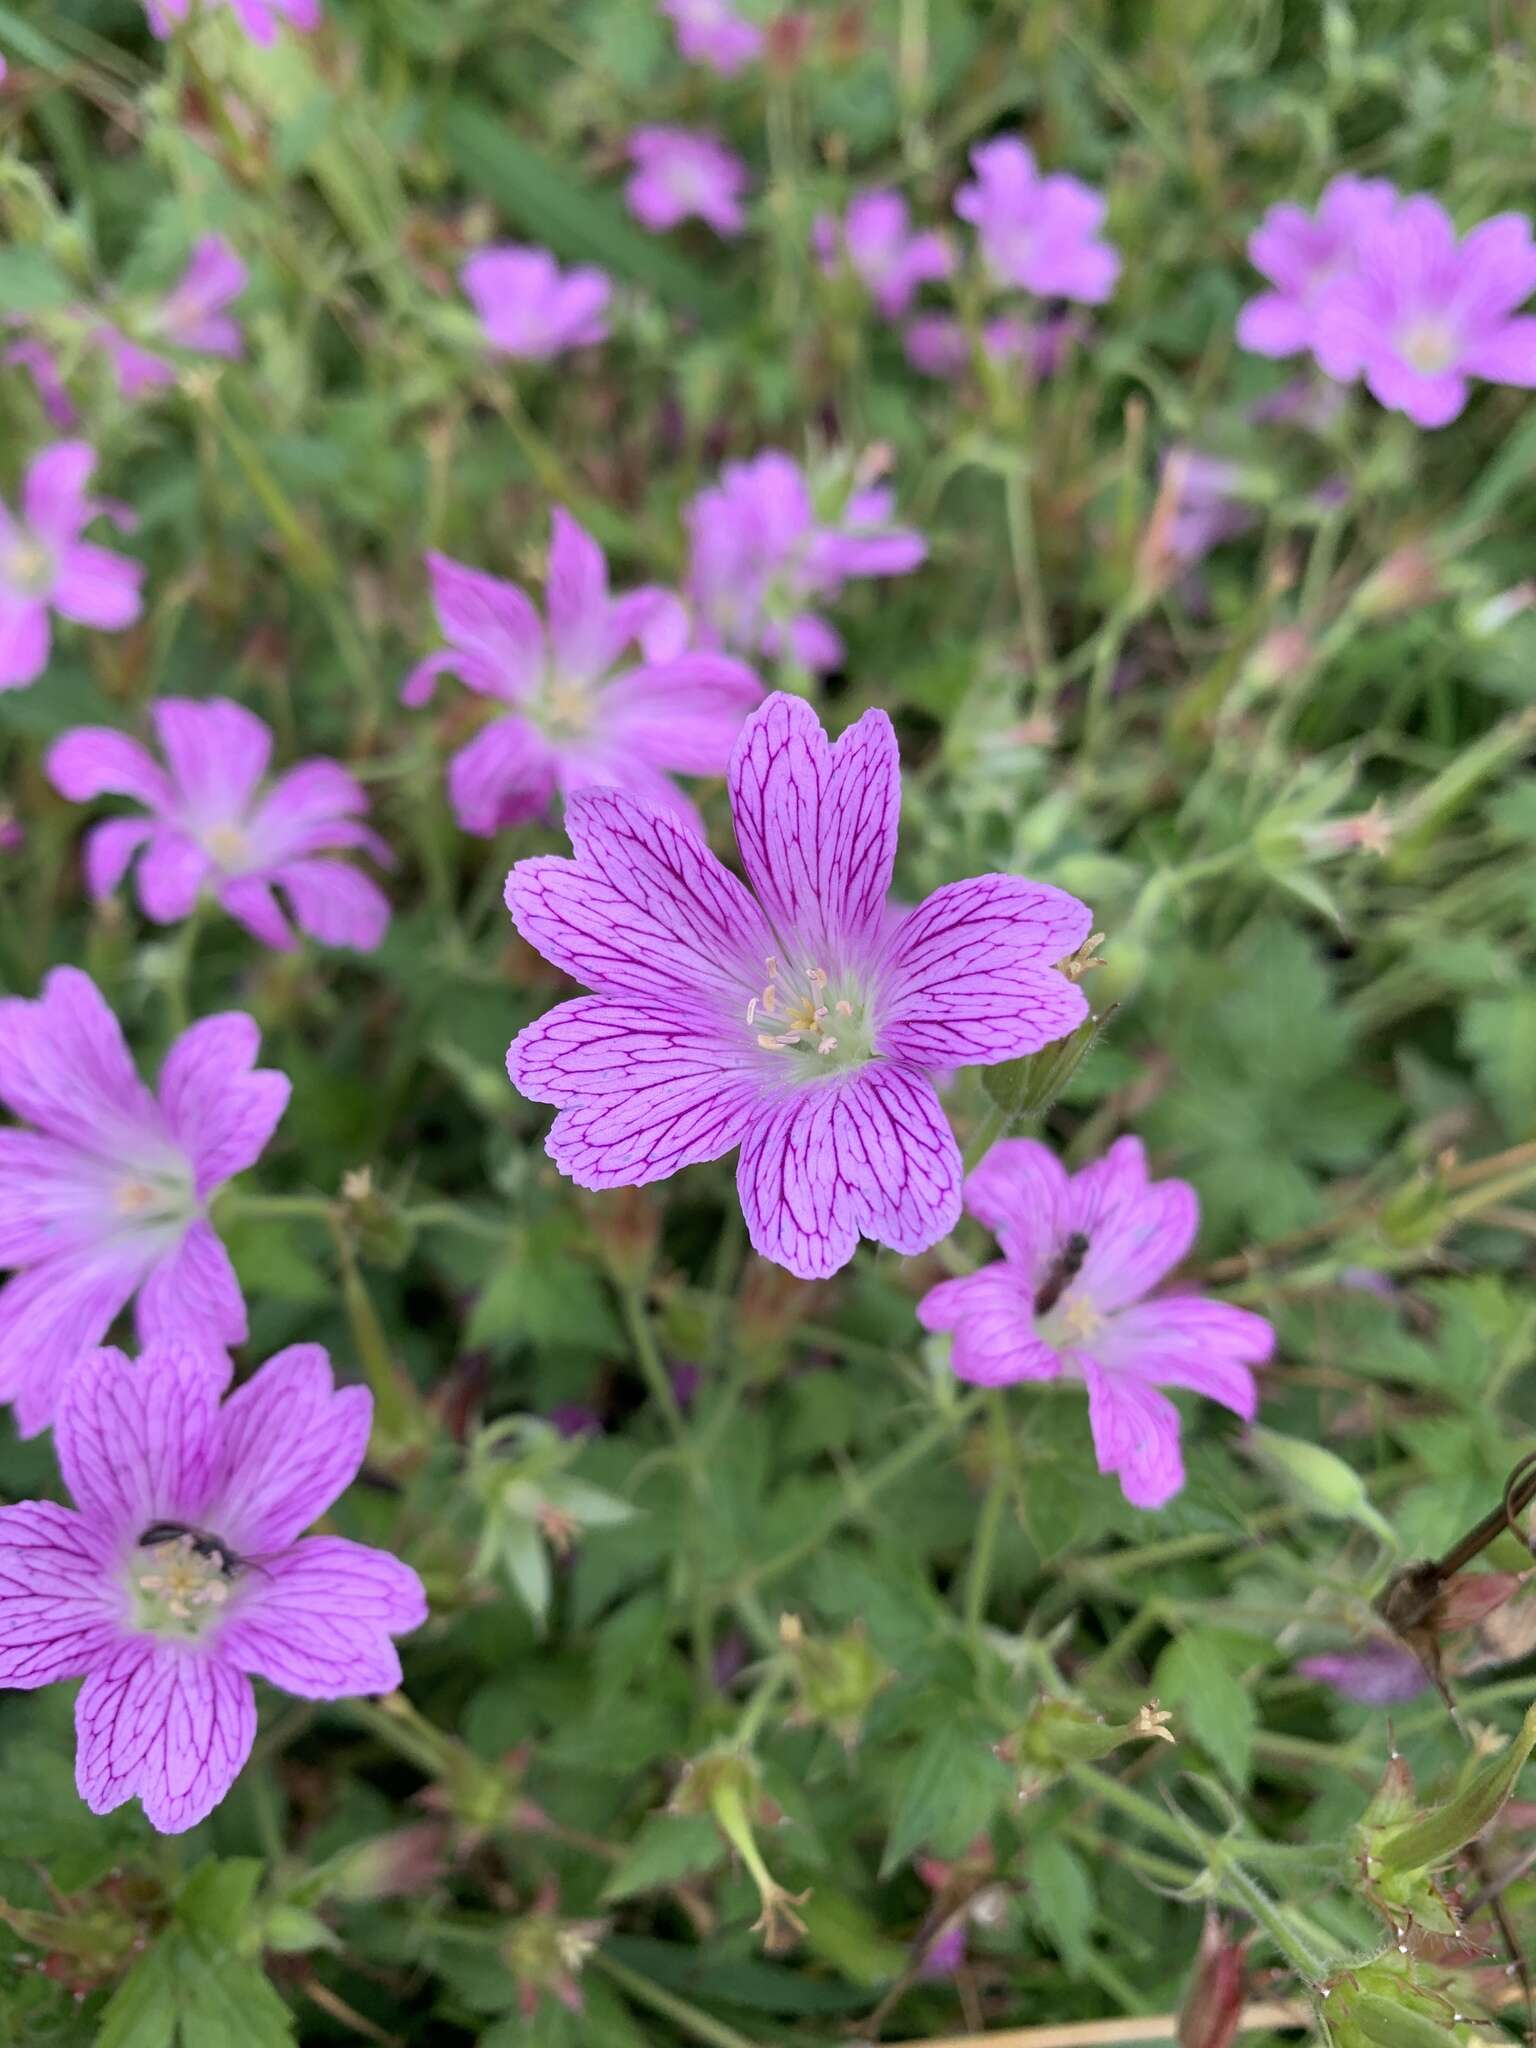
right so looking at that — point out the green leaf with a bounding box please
[880,1721,1012,1877]
[1461,991,1536,1134]
[1026,1835,1096,1976]
[602,1814,723,1903]
[1154,1632,1256,1790]
[438,104,741,323]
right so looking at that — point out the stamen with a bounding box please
[835,1000,853,1017]
[816,1036,838,1055]
[746,997,758,1025]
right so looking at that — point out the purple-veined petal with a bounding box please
[136,829,211,924]
[52,542,144,630]
[545,507,610,682]
[135,1221,248,1355]
[963,1137,1072,1276]
[151,697,271,821]
[270,858,390,951]
[83,819,155,899]
[0,1248,158,1439]
[735,1062,961,1279]
[0,967,163,1158]
[446,715,557,835]
[597,653,764,773]
[506,787,771,1002]
[728,694,899,967]
[47,727,172,809]
[917,1264,1063,1387]
[510,995,760,1188]
[0,1131,117,1265]
[75,1638,256,1834]
[1067,1137,1199,1310]
[217,1534,425,1698]
[244,758,366,855]
[55,1339,229,1538]
[422,551,544,702]
[875,874,1092,1068]
[553,742,708,833]
[1079,1359,1184,1510]
[156,1012,290,1197]
[0,1500,118,1687]
[209,1345,372,1554]
[1095,1297,1273,1415]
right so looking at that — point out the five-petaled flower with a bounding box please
[625,128,750,238]
[462,246,612,362]
[812,192,954,319]
[686,449,926,673]
[660,0,762,75]
[48,696,393,952]
[1236,174,1398,362]
[506,693,1092,1280]
[918,1137,1274,1508]
[0,1338,426,1833]
[0,443,144,693]
[402,508,763,835]
[145,0,320,42]
[953,138,1120,304]
[0,968,290,1436]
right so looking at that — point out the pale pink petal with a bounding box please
[962,1138,1072,1275]
[1364,357,1468,429]
[506,788,771,1003]
[218,875,295,949]
[1068,1137,1199,1309]
[156,1012,291,1196]
[0,1500,118,1687]
[0,1248,157,1438]
[446,716,557,835]
[271,858,390,951]
[0,593,51,690]
[1235,292,1314,357]
[217,1535,425,1697]
[210,1345,372,1554]
[83,818,155,899]
[136,829,211,923]
[602,585,691,667]
[151,697,271,820]
[510,996,759,1187]
[735,1064,961,1279]
[46,727,172,809]
[22,441,94,544]
[420,552,544,703]
[597,654,764,773]
[54,1338,229,1538]
[728,695,899,965]
[545,508,610,681]
[1080,1360,1184,1509]
[0,1131,114,1264]
[245,758,366,856]
[0,967,163,1157]
[1461,317,1536,385]
[875,874,1092,1067]
[136,1222,248,1354]
[1096,1297,1273,1414]
[52,542,144,630]
[916,1264,1062,1386]
[75,1638,256,1834]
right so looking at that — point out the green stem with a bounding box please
[592,1951,763,2048]
[1004,462,1060,713]
[963,1392,1012,1647]
[619,1283,690,1447]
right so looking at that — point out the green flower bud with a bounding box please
[781,1615,890,1749]
[1245,1427,1395,1546]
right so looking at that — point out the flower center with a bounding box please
[1053,1293,1105,1345]
[128,1525,243,1641]
[748,956,875,1074]
[202,821,251,871]
[1399,319,1458,375]
[112,1160,196,1229]
[4,531,56,599]
[533,674,597,743]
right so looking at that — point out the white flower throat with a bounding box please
[128,1524,246,1641]
[747,956,875,1073]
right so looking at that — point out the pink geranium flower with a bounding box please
[1236,174,1399,360]
[0,1338,426,1833]
[0,443,143,692]
[95,236,248,400]
[401,508,762,836]
[686,450,926,673]
[0,969,289,1437]
[462,246,612,362]
[813,192,953,318]
[918,1138,1274,1508]
[625,128,750,238]
[954,139,1119,304]
[506,693,1092,1280]
[660,0,763,74]
[48,697,392,952]
[1312,196,1536,428]
[144,0,320,43]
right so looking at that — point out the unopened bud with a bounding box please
[1178,1913,1250,2048]
[1355,544,1441,621]
[340,1166,415,1270]
[1000,1695,1174,1794]
[982,1005,1115,1119]
[781,1615,890,1749]
[1244,624,1313,692]
[1244,1427,1395,1546]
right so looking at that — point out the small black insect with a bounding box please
[1033,1231,1090,1316]
[136,1522,246,1579]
